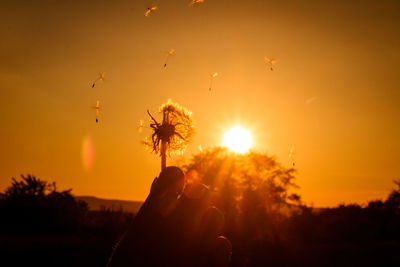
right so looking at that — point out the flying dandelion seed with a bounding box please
[91,72,105,88]
[92,100,100,123]
[144,5,158,17]
[164,49,175,68]
[264,57,277,71]
[289,146,295,166]
[137,119,145,133]
[199,144,203,151]
[209,72,218,91]
[142,99,194,171]
[189,0,204,7]
[143,136,151,151]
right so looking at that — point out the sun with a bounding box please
[223,126,253,153]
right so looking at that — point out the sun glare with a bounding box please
[223,126,253,153]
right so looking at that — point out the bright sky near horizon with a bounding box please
[1,0,399,207]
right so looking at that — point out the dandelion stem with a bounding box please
[161,140,167,171]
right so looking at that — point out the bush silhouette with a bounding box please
[0,174,88,234]
[1,171,400,266]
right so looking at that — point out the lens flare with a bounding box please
[223,126,253,153]
[82,136,95,171]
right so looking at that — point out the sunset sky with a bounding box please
[1,0,399,207]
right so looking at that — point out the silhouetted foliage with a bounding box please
[2,174,49,199]
[180,148,304,265]
[386,179,400,212]
[2,171,400,266]
[0,174,88,234]
[179,149,400,266]
[0,174,135,266]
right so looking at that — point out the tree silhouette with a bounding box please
[0,174,88,234]
[181,147,302,248]
[182,147,301,211]
[386,179,400,212]
[2,174,400,266]
[2,174,49,200]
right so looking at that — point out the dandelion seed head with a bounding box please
[143,100,194,157]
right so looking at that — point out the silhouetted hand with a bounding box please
[108,166,232,266]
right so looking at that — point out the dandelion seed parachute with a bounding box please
[209,72,218,91]
[138,119,144,133]
[91,72,105,88]
[189,0,204,7]
[289,146,295,166]
[145,6,158,17]
[264,57,277,71]
[92,100,100,123]
[164,49,175,68]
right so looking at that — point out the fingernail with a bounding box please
[184,183,209,199]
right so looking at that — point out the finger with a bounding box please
[144,167,185,217]
[149,176,158,194]
[199,206,225,242]
[210,236,232,267]
[190,206,226,266]
[150,166,185,199]
[160,183,212,257]
[179,183,212,231]
[109,168,185,266]
[183,182,209,199]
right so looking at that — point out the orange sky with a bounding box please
[1,0,399,207]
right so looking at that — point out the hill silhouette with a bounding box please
[2,151,400,266]
[75,196,143,214]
